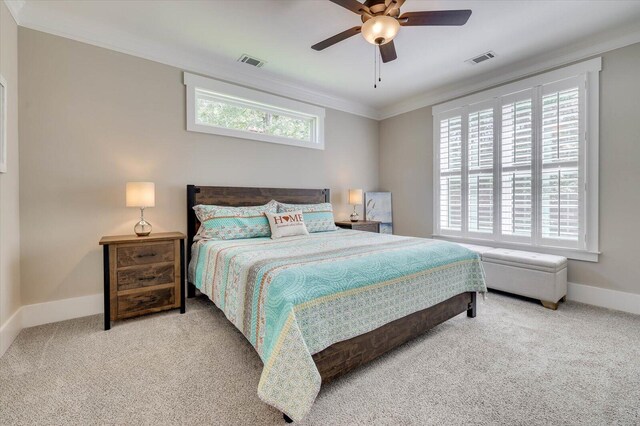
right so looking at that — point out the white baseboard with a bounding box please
[567,282,640,315]
[0,293,103,357]
[0,308,23,358]
[21,293,103,328]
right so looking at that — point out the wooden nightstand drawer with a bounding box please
[117,264,175,291]
[352,223,379,233]
[116,242,174,267]
[117,287,175,318]
[335,221,381,233]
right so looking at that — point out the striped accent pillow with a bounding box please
[193,200,278,240]
[277,202,338,233]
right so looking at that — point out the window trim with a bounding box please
[184,72,326,150]
[432,58,601,262]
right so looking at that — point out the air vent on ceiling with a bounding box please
[238,54,266,68]
[466,51,496,65]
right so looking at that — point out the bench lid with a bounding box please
[482,248,567,272]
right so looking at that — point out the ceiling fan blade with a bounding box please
[311,26,362,51]
[329,0,371,15]
[399,10,472,26]
[379,40,397,63]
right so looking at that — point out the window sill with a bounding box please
[432,234,599,262]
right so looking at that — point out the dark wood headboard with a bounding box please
[186,185,330,286]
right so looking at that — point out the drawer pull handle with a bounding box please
[136,253,157,258]
[138,276,157,281]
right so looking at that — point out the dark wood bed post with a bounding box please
[467,291,477,318]
[186,185,198,298]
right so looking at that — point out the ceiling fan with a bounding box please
[311,0,472,64]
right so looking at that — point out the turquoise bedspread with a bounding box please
[189,229,486,421]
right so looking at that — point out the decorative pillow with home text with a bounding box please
[266,210,309,239]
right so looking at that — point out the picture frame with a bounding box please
[364,191,393,234]
[0,74,7,173]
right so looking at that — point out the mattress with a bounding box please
[188,229,486,421]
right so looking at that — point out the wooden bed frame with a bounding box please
[186,185,476,422]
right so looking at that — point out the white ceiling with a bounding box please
[9,0,640,118]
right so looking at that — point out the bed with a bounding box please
[186,185,486,422]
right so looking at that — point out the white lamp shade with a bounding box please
[126,182,155,208]
[349,189,364,205]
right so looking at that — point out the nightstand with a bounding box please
[99,232,185,330]
[335,220,381,233]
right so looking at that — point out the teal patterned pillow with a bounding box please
[277,202,338,233]
[194,200,278,240]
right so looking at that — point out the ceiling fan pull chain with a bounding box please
[378,48,382,83]
[373,44,377,88]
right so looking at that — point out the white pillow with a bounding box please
[266,211,309,239]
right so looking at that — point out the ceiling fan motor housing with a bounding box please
[366,0,393,13]
[362,0,401,22]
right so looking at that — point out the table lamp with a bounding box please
[349,189,363,222]
[126,182,155,236]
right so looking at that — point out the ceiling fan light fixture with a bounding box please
[361,15,400,45]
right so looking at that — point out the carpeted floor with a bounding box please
[1,292,639,425]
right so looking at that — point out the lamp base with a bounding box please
[134,219,152,237]
[350,212,359,222]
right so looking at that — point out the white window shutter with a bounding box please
[439,115,463,231]
[467,108,494,234]
[500,96,533,238]
[540,85,581,243]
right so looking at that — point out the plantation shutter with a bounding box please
[467,106,494,234]
[540,78,583,247]
[500,91,533,240]
[439,114,463,232]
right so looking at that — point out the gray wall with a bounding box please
[380,42,640,295]
[0,2,21,329]
[13,27,640,306]
[379,106,433,238]
[18,28,379,305]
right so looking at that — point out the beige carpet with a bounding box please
[1,291,639,425]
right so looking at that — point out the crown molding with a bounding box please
[3,0,24,24]
[16,8,379,120]
[379,23,640,120]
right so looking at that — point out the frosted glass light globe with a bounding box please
[361,16,400,45]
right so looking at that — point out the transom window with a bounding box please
[184,73,325,149]
[433,59,601,261]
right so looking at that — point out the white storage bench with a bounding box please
[455,243,568,310]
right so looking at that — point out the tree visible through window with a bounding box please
[196,89,313,142]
